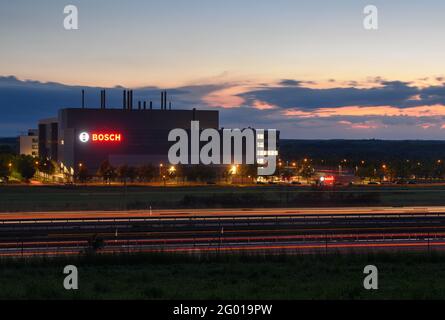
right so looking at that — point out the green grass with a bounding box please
[2,184,445,211]
[1,252,445,299]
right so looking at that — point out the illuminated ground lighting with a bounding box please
[230,165,238,175]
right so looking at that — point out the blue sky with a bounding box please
[2,0,445,138]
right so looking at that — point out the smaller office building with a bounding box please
[19,129,39,157]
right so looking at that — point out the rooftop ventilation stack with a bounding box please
[129,90,133,110]
[160,91,164,110]
[103,90,106,109]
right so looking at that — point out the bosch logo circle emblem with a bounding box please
[79,132,90,143]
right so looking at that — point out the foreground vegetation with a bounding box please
[2,184,445,211]
[1,252,445,299]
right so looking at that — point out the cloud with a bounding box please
[0,76,228,135]
[240,80,425,110]
[3,75,445,139]
[278,79,303,87]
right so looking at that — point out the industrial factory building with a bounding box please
[36,89,279,180]
[38,90,219,175]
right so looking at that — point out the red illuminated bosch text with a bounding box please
[92,133,122,142]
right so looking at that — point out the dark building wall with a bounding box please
[38,119,58,161]
[57,108,219,173]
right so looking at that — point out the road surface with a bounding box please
[1,206,445,257]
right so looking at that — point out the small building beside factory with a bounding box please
[19,129,39,157]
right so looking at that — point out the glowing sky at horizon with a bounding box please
[2,0,445,138]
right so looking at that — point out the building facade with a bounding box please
[19,129,39,157]
[37,90,279,179]
[40,107,218,174]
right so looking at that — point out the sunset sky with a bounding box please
[2,0,445,138]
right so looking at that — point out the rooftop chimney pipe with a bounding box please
[130,90,133,110]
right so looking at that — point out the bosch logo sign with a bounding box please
[79,132,122,143]
[79,132,90,143]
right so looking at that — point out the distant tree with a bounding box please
[239,164,258,180]
[77,165,90,183]
[127,166,137,182]
[0,154,12,182]
[0,146,14,155]
[38,159,56,175]
[184,165,217,182]
[300,164,314,181]
[97,160,116,183]
[137,164,156,182]
[117,164,130,183]
[433,161,445,179]
[16,155,36,182]
[38,159,56,178]
[391,161,410,180]
[117,165,137,183]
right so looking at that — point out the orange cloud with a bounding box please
[252,100,278,110]
[338,120,382,130]
[283,104,445,118]
[417,123,436,129]
[202,85,248,108]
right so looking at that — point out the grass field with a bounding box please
[2,184,445,212]
[1,252,445,299]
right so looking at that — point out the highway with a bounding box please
[2,206,445,257]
